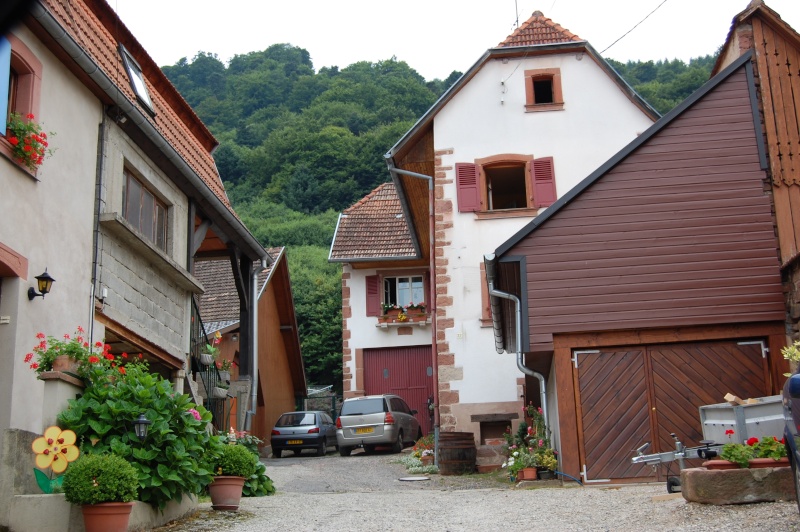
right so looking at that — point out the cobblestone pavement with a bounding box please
[154,448,800,531]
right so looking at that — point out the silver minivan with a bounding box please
[336,394,422,456]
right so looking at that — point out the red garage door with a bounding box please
[364,345,434,436]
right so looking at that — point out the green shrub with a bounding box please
[214,444,258,478]
[63,453,138,505]
[219,432,275,496]
[58,359,220,510]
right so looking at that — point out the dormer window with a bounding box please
[119,45,154,114]
[525,68,563,112]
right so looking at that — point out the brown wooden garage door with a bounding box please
[363,345,433,436]
[575,339,769,482]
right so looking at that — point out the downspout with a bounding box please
[245,258,264,431]
[483,254,548,432]
[88,114,107,349]
[385,162,439,461]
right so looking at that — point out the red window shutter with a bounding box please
[456,163,480,212]
[532,157,556,208]
[365,275,380,316]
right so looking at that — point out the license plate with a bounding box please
[287,440,302,444]
[355,427,374,434]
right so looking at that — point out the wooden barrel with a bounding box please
[438,432,476,476]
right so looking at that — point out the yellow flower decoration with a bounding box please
[397,312,408,322]
[32,426,80,473]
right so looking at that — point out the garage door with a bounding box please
[364,345,433,436]
[575,339,769,482]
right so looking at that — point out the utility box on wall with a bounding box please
[699,395,784,444]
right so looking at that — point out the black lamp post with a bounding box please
[28,269,55,300]
[133,414,152,442]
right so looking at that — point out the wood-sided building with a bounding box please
[714,0,800,348]
[485,52,787,484]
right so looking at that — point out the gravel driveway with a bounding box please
[155,448,800,531]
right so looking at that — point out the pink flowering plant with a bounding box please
[5,112,54,171]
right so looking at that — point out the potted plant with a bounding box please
[536,448,558,479]
[200,331,222,365]
[62,453,139,532]
[714,433,788,469]
[208,443,258,511]
[212,381,229,399]
[783,340,800,376]
[25,326,99,376]
[5,112,54,172]
[216,358,232,382]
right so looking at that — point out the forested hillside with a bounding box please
[163,44,715,392]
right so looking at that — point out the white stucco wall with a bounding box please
[0,25,103,438]
[434,53,655,405]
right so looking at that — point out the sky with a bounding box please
[109,0,800,81]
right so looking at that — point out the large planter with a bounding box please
[52,354,79,375]
[702,459,740,470]
[81,501,134,532]
[537,468,555,480]
[209,476,246,511]
[749,457,790,469]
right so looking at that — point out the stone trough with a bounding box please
[681,466,795,505]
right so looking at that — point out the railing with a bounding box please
[190,296,226,432]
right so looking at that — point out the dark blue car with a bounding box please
[782,374,800,511]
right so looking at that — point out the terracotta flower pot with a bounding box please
[420,455,434,466]
[80,501,134,532]
[749,457,790,468]
[517,467,538,480]
[702,459,740,470]
[209,476,246,511]
[52,354,79,374]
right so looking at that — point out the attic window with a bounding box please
[119,45,154,114]
[524,68,563,112]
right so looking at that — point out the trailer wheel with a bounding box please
[666,476,681,493]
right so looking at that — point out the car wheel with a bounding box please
[339,446,352,457]
[793,452,800,515]
[317,438,327,457]
[273,449,282,458]
[392,431,403,453]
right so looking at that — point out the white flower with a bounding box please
[513,451,519,457]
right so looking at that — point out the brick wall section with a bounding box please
[434,149,461,431]
[342,271,352,393]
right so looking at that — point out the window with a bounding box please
[119,45,154,114]
[0,34,42,169]
[365,272,428,317]
[456,154,556,213]
[384,275,424,308]
[524,68,563,112]
[123,169,167,251]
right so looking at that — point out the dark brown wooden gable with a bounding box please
[506,63,784,347]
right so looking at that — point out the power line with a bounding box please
[600,0,670,55]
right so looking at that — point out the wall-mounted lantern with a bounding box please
[28,269,55,300]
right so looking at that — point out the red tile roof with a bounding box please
[497,10,583,47]
[195,247,281,322]
[40,0,231,212]
[329,182,415,261]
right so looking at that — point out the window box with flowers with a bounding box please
[4,112,54,174]
[703,429,788,469]
[377,302,429,327]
